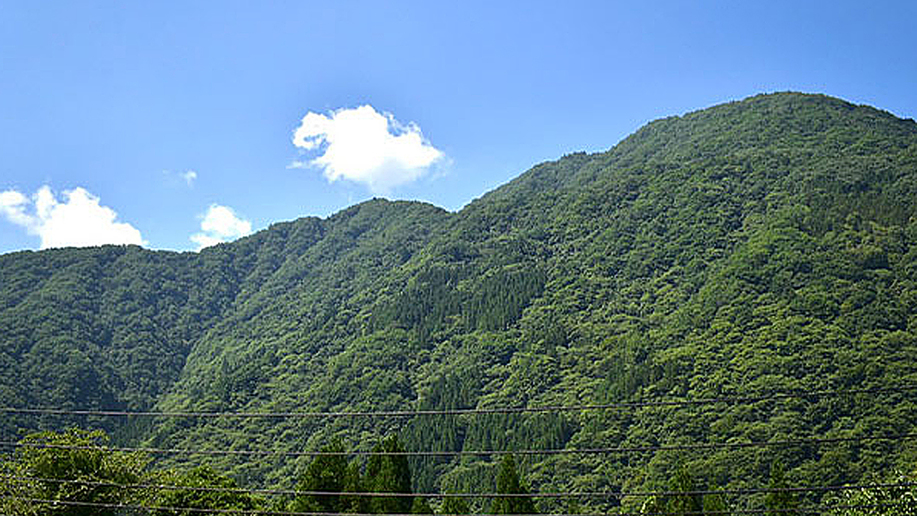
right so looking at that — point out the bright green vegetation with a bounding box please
[0,429,532,514]
[3,93,917,512]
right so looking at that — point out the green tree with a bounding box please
[293,440,351,513]
[491,455,535,514]
[342,460,369,513]
[440,495,471,515]
[765,461,797,516]
[365,435,413,514]
[146,465,261,515]
[641,466,729,516]
[826,472,917,516]
[667,467,704,515]
[412,497,435,513]
[0,428,148,516]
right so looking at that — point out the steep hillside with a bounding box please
[3,92,917,510]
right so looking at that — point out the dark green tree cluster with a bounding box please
[292,436,414,514]
[291,437,535,515]
[639,467,727,516]
[764,461,798,516]
[491,455,536,515]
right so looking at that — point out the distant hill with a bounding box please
[3,92,917,510]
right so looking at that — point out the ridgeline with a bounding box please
[2,92,917,512]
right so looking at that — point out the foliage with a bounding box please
[440,495,471,515]
[365,435,414,514]
[640,466,728,516]
[0,428,148,515]
[0,429,267,514]
[292,440,352,513]
[765,461,797,516]
[412,497,435,514]
[144,465,262,515]
[491,455,535,515]
[825,472,917,516]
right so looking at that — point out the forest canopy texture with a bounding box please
[2,93,917,512]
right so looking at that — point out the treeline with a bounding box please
[2,429,917,515]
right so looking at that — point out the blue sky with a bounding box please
[1,1,916,253]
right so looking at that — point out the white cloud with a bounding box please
[0,186,145,249]
[161,169,198,188]
[190,204,252,250]
[291,105,444,193]
[182,170,198,186]
[0,190,33,228]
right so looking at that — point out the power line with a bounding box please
[1,433,914,458]
[632,503,914,516]
[1,496,913,516]
[4,387,916,513]
[4,474,917,501]
[0,496,329,516]
[2,386,914,420]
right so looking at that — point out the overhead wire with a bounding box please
[1,496,914,516]
[1,433,914,458]
[2,385,915,420]
[3,386,917,513]
[3,474,917,501]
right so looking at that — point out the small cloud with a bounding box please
[189,233,223,250]
[286,160,308,170]
[182,170,198,187]
[0,186,145,249]
[291,105,444,194]
[162,169,198,188]
[0,190,34,228]
[190,204,252,250]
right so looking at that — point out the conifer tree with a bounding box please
[492,455,535,514]
[293,439,350,513]
[765,461,797,516]
[365,435,413,513]
[667,467,704,515]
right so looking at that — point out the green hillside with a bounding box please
[3,92,917,511]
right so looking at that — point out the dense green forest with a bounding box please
[3,92,917,513]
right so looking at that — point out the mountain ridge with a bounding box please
[2,92,917,507]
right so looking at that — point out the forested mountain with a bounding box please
[3,92,917,511]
